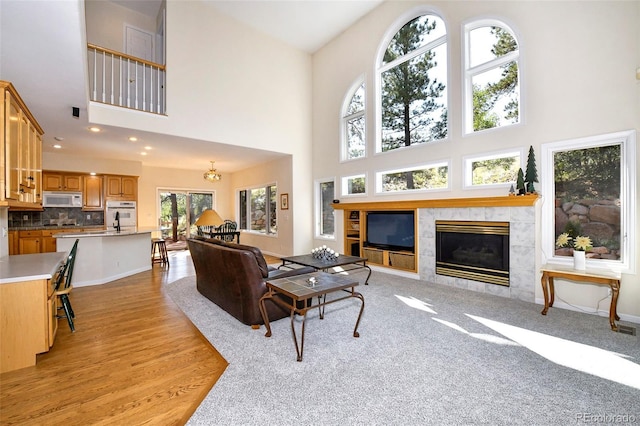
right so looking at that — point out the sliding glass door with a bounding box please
[159,190,214,241]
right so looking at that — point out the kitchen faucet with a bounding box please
[114,211,121,232]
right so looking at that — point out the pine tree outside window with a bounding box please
[342,82,366,161]
[464,21,520,134]
[377,13,448,154]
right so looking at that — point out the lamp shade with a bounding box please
[194,209,224,227]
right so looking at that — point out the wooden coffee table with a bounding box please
[279,253,372,285]
[259,271,365,362]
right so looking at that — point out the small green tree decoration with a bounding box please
[525,145,538,193]
[516,168,525,195]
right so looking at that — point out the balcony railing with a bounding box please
[87,43,166,115]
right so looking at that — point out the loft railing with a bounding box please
[87,43,166,115]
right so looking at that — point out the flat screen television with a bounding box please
[365,211,415,252]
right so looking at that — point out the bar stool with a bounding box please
[151,238,169,267]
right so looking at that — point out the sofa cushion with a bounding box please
[224,242,270,278]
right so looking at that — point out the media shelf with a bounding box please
[343,209,416,273]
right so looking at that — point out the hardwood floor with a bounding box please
[0,250,228,425]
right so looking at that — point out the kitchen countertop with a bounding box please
[9,225,105,231]
[54,229,152,238]
[0,252,67,284]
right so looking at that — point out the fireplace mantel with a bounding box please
[332,194,539,211]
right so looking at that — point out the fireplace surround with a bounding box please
[435,221,510,286]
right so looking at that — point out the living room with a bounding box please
[1,0,638,330]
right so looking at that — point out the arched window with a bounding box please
[342,82,365,160]
[464,20,520,134]
[377,13,448,153]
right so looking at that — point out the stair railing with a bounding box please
[87,43,166,115]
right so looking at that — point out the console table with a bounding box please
[540,264,621,331]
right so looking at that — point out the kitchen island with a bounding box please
[55,229,152,287]
[0,251,67,373]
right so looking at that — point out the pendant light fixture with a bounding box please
[203,161,222,182]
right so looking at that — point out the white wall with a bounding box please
[311,1,640,319]
[86,0,314,254]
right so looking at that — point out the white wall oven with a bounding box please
[106,201,137,231]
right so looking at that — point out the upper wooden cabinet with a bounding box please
[83,175,103,210]
[1,81,44,208]
[105,175,137,201]
[43,172,82,192]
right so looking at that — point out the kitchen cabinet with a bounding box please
[0,252,65,373]
[8,230,18,255]
[83,175,103,210]
[18,230,42,254]
[13,229,85,255]
[43,172,82,191]
[1,81,44,208]
[42,230,58,253]
[105,175,137,201]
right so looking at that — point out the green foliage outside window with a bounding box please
[381,15,447,152]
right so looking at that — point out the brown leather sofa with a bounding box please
[187,237,315,326]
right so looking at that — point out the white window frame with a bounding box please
[315,177,336,240]
[540,130,636,274]
[375,160,450,194]
[341,173,368,197]
[237,183,278,236]
[375,7,449,154]
[341,79,366,162]
[463,148,524,190]
[463,19,522,135]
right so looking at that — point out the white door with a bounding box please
[125,26,154,109]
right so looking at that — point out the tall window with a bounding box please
[541,130,636,273]
[464,21,520,134]
[238,185,277,235]
[342,82,365,160]
[378,13,448,153]
[316,179,335,238]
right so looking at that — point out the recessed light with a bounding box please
[129,137,138,142]
[144,146,152,150]
[54,136,64,141]
[89,126,101,132]
[90,172,96,176]
[140,152,147,156]
[52,144,62,149]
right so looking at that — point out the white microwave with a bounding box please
[43,191,83,208]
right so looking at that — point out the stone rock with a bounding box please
[562,201,574,212]
[555,207,568,234]
[586,253,601,259]
[555,247,573,257]
[599,254,620,260]
[569,203,589,215]
[589,204,620,225]
[590,246,610,254]
[581,222,614,241]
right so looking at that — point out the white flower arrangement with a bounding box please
[311,245,339,261]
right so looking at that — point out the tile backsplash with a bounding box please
[9,208,104,228]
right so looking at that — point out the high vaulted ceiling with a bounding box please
[0,0,382,173]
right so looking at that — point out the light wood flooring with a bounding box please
[0,250,238,425]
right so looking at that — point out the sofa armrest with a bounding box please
[267,266,316,280]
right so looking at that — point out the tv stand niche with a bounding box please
[343,209,416,273]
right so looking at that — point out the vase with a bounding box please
[573,250,586,270]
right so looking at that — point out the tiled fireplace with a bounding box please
[419,201,537,302]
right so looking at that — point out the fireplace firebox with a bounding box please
[435,221,509,286]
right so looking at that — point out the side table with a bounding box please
[540,264,621,331]
[259,271,365,361]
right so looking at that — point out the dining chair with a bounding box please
[55,239,79,332]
